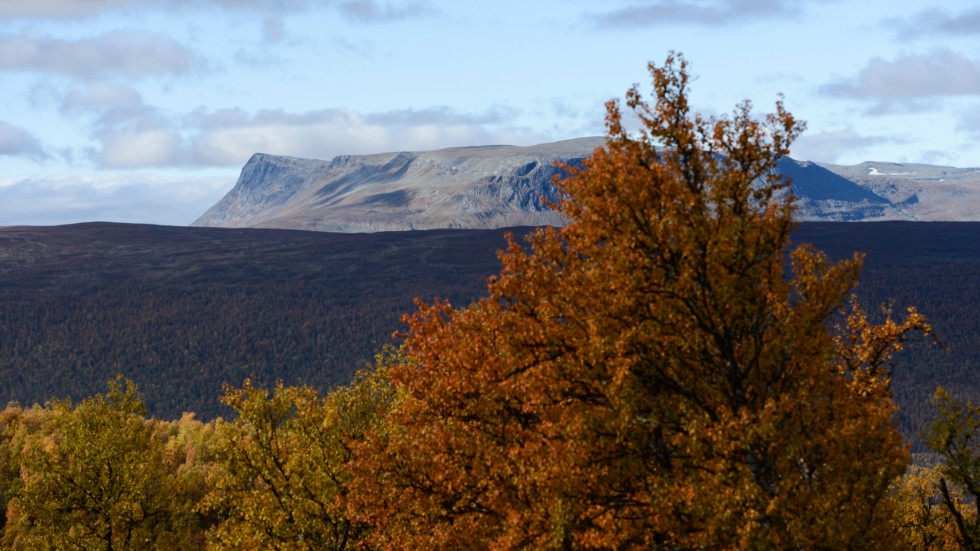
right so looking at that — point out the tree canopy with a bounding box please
[0,54,947,550]
[200,350,398,550]
[345,53,931,549]
[5,376,203,550]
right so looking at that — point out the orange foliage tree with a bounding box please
[347,53,931,549]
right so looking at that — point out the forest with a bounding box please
[0,221,976,450]
[0,223,526,418]
[1,54,980,548]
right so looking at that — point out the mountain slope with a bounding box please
[0,222,524,418]
[194,139,980,231]
[818,161,980,220]
[194,138,603,232]
[776,157,891,220]
[0,222,976,451]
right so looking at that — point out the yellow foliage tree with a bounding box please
[200,352,398,550]
[5,377,201,549]
[891,464,962,550]
[920,387,980,549]
[347,53,931,549]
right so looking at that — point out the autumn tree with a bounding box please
[0,402,46,535]
[200,350,399,550]
[891,464,963,550]
[346,53,931,549]
[159,411,224,546]
[919,387,980,549]
[5,376,202,549]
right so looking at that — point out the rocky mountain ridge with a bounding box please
[193,138,980,231]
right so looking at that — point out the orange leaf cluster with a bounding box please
[346,54,931,549]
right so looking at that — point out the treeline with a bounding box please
[0,357,977,549]
[0,362,394,549]
[0,224,522,419]
[0,222,976,449]
[0,281,399,417]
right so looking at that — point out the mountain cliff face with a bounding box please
[193,139,980,231]
[193,138,603,232]
[816,161,980,221]
[776,157,892,221]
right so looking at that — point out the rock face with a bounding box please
[816,161,980,221]
[193,139,980,231]
[193,138,604,232]
[776,157,892,221]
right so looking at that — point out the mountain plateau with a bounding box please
[193,139,980,231]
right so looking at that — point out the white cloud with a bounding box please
[58,82,145,115]
[790,129,896,163]
[0,173,232,226]
[49,83,187,169]
[912,149,960,166]
[591,0,825,28]
[820,50,980,112]
[0,0,138,18]
[337,0,433,22]
[188,106,544,167]
[0,0,319,19]
[262,16,286,44]
[0,120,46,160]
[0,0,435,21]
[92,126,185,168]
[208,0,317,9]
[364,105,519,126]
[957,104,980,138]
[888,7,980,37]
[0,31,202,79]
[60,95,544,169]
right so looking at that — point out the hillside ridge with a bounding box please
[193,139,980,231]
[0,221,976,450]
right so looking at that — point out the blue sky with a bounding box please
[1,0,978,226]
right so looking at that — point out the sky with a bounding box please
[1,0,979,226]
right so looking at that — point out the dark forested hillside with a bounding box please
[0,223,530,418]
[793,222,980,448]
[0,221,974,446]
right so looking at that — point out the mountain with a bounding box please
[193,138,601,232]
[817,161,980,220]
[776,157,891,220]
[193,139,980,231]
